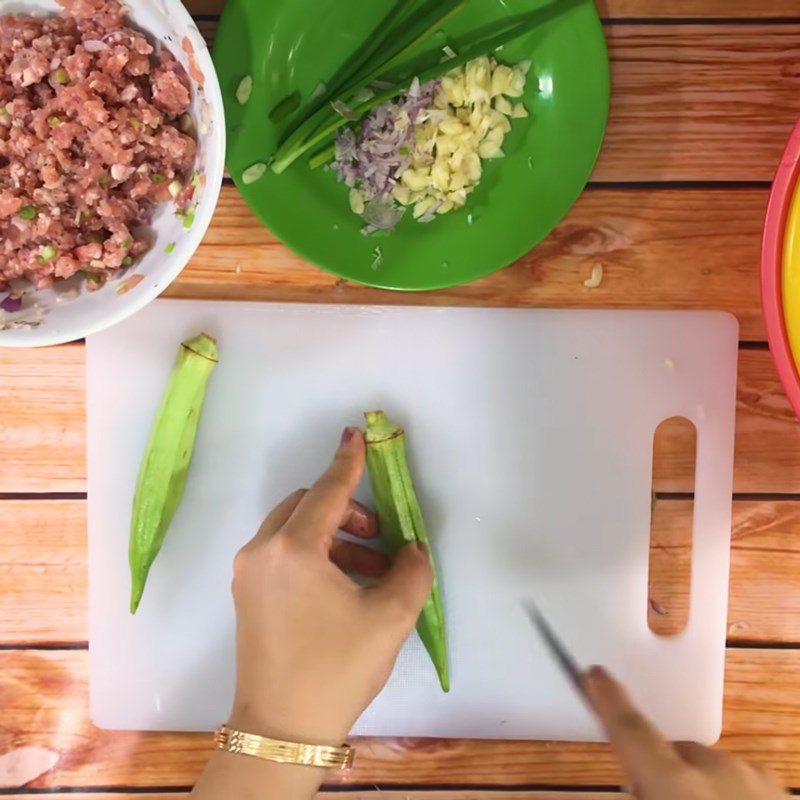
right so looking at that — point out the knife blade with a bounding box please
[524,601,587,699]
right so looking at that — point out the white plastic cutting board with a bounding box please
[87,300,738,742]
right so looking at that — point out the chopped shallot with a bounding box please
[0,295,23,313]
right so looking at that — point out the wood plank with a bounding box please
[734,350,800,495]
[0,344,85,494]
[185,0,800,20]
[176,186,767,340]
[595,24,800,181]
[3,794,628,800]
[597,0,800,16]
[0,501,86,646]
[648,496,691,636]
[3,795,628,800]
[195,17,800,181]
[2,350,799,494]
[1,649,797,789]
[4,499,800,645]
[647,500,800,642]
[729,501,800,642]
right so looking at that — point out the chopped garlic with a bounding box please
[392,185,411,205]
[491,65,515,97]
[511,103,529,119]
[402,168,431,192]
[439,117,464,136]
[241,162,266,184]
[485,124,507,145]
[478,142,504,159]
[465,56,492,104]
[583,264,604,289]
[464,152,482,181]
[448,188,468,207]
[491,110,512,133]
[349,188,365,215]
[374,55,530,223]
[434,91,449,110]
[431,161,450,192]
[236,75,253,105]
[413,197,437,219]
[442,73,466,106]
[506,67,527,98]
[494,95,513,116]
[449,172,469,191]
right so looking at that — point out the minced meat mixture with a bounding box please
[0,0,197,290]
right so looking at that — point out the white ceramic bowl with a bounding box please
[0,0,225,347]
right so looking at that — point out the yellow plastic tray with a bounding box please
[784,180,800,365]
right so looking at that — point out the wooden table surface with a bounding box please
[4,0,800,797]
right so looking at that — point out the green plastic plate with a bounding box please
[214,0,610,291]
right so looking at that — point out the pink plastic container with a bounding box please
[761,118,800,420]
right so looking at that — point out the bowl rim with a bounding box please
[0,0,226,348]
[761,117,800,419]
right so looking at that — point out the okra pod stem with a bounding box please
[364,410,449,691]
[129,333,218,614]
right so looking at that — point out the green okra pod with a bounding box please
[364,410,449,691]
[129,333,218,614]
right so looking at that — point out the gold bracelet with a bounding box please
[214,725,355,770]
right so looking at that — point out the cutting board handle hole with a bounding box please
[648,416,697,637]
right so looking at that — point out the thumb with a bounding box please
[370,542,433,629]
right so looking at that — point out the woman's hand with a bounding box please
[229,426,433,746]
[584,666,788,799]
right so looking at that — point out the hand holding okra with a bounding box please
[228,426,433,746]
[191,424,786,800]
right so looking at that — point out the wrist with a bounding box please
[229,698,349,747]
[201,748,326,800]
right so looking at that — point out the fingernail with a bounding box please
[340,426,358,448]
[414,541,428,556]
[584,665,609,686]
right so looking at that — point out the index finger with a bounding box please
[583,666,685,788]
[283,427,366,548]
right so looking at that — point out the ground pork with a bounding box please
[0,0,197,290]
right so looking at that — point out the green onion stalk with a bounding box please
[269,0,583,174]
